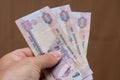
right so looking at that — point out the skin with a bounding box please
[0,48,62,80]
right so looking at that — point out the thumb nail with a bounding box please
[49,51,62,60]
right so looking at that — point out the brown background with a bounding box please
[0,0,120,80]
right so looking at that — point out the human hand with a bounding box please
[0,48,62,80]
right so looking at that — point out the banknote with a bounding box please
[72,12,91,54]
[72,12,93,80]
[51,5,93,78]
[83,75,93,80]
[51,5,84,56]
[15,6,83,80]
[15,5,93,80]
[36,6,79,61]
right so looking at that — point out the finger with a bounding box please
[1,48,33,66]
[10,47,33,60]
[32,51,62,70]
[12,47,34,58]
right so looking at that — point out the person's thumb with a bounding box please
[31,51,62,70]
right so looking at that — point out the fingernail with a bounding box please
[50,51,62,59]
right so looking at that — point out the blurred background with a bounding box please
[0,0,120,80]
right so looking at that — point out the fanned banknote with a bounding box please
[72,12,93,80]
[72,12,93,79]
[37,6,79,62]
[15,6,83,80]
[51,5,84,56]
[72,12,91,55]
[15,5,93,80]
[51,5,93,79]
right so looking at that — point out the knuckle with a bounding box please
[13,49,22,53]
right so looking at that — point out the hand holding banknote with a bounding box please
[15,5,93,80]
[0,48,62,80]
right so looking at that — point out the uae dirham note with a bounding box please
[15,6,83,80]
[72,12,91,55]
[72,12,92,80]
[51,5,93,79]
[15,4,93,80]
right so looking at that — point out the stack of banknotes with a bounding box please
[15,5,93,80]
